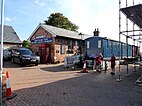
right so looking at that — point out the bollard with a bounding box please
[104,61,108,73]
[80,60,88,73]
[133,63,136,72]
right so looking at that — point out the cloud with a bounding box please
[5,17,12,22]
[57,0,142,42]
[34,0,46,7]
[16,10,31,16]
[57,0,118,38]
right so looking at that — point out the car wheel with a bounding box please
[35,63,38,66]
[20,60,24,67]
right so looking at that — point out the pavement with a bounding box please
[2,62,142,106]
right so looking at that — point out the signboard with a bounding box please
[31,38,52,44]
[35,34,46,39]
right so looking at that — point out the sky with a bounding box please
[2,0,142,43]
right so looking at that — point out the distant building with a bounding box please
[0,25,22,49]
[28,23,92,64]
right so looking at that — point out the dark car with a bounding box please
[11,48,40,66]
[3,49,11,61]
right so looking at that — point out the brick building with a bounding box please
[28,23,92,64]
[0,25,22,49]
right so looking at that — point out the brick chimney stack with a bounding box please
[93,28,99,36]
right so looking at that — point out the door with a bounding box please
[46,48,50,63]
[39,45,46,64]
[39,44,51,64]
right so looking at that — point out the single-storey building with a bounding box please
[0,25,22,49]
[28,23,92,64]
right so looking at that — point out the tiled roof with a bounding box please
[0,25,22,43]
[29,23,93,40]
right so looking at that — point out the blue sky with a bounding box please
[2,0,142,42]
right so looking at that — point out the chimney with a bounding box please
[96,28,99,36]
[93,28,100,36]
[93,29,96,36]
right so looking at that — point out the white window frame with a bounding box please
[87,41,89,48]
[98,40,101,48]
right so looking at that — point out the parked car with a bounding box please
[3,49,11,61]
[11,47,40,66]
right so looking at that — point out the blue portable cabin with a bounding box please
[121,42,133,58]
[121,42,127,58]
[128,44,132,57]
[85,36,133,60]
[102,38,120,58]
[85,36,104,59]
[85,36,114,59]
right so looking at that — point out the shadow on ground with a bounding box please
[4,68,142,106]
[40,63,94,72]
[3,61,39,68]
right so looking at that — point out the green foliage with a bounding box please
[44,13,79,31]
[22,40,30,48]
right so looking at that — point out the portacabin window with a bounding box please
[98,40,101,48]
[87,41,89,48]
[114,42,117,49]
[60,45,65,54]
[106,40,109,48]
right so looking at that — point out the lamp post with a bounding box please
[79,33,83,65]
[0,0,4,105]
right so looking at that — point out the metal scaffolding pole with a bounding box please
[0,0,4,105]
[117,0,122,82]
[132,0,136,72]
[125,0,130,77]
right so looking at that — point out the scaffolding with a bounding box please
[117,0,142,81]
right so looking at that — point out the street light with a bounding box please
[0,0,5,105]
[78,33,83,65]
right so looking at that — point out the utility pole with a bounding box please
[0,0,4,105]
[79,33,83,65]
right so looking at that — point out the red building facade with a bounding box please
[29,24,86,64]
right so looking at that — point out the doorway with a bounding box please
[39,44,51,64]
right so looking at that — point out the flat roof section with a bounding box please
[120,4,142,28]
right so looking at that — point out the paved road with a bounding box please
[3,62,142,106]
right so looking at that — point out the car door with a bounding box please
[15,50,21,63]
[13,50,20,63]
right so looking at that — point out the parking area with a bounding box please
[3,62,142,106]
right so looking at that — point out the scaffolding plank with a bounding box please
[120,4,142,28]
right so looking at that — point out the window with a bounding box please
[98,40,101,48]
[56,50,59,53]
[106,40,108,48]
[67,40,73,52]
[87,41,89,48]
[75,41,78,46]
[60,45,65,54]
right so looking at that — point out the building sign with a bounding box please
[31,38,52,44]
[35,34,46,39]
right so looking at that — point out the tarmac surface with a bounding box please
[3,62,142,106]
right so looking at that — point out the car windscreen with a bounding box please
[20,50,33,55]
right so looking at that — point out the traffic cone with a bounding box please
[2,71,7,102]
[6,71,17,100]
[81,60,88,73]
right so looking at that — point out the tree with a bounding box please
[22,40,30,48]
[44,13,79,31]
